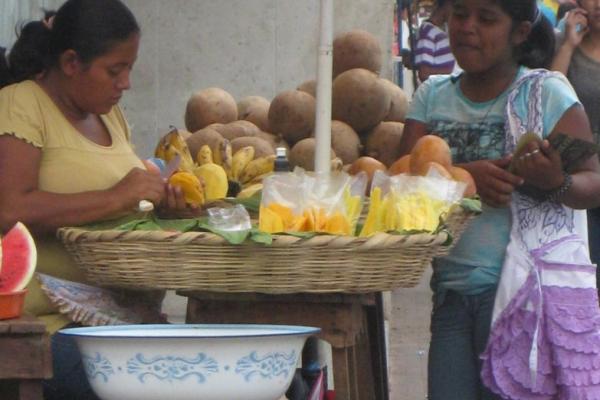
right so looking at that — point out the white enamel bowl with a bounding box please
[59,324,320,400]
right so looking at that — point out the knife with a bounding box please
[137,154,182,212]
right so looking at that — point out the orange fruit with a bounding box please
[388,154,411,176]
[409,135,452,175]
[348,156,387,194]
[449,166,477,197]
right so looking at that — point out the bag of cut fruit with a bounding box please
[359,168,466,237]
[258,170,367,236]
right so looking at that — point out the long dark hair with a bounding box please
[498,0,556,69]
[1,0,139,88]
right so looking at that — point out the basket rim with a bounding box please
[57,226,451,250]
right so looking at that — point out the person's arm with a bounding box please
[0,135,165,234]
[551,8,588,74]
[511,105,600,209]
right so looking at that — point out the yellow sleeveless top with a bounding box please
[0,80,145,333]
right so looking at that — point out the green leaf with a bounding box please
[227,191,262,213]
[81,214,144,231]
[152,217,203,232]
[459,197,482,214]
[249,229,272,245]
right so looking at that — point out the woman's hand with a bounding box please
[511,139,565,190]
[110,167,165,213]
[155,183,202,219]
[564,8,588,49]
[461,157,524,208]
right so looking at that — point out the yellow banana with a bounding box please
[196,144,213,165]
[230,146,255,181]
[154,127,195,172]
[213,139,233,177]
[239,155,275,184]
[330,157,343,172]
[192,163,228,201]
[236,183,263,199]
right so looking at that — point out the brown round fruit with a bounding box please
[185,88,238,132]
[268,90,316,146]
[332,68,391,133]
[185,128,226,161]
[364,121,405,167]
[289,138,336,171]
[380,79,409,123]
[333,30,382,78]
[328,120,362,165]
[237,96,271,132]
[212,120,261,141]
[297,79,317,97]
[409,135,452,175]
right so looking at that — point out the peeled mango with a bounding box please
[359,187,449,237]
[168,172,205,206]
[259,203,352,235]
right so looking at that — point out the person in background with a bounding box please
[555,1,578,31]
[414,0,457,82]
[399,0,600,398]
[538,0,559,26]
[551,0,600,285]
[0,0,191,398]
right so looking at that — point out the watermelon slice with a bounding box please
[0,222,37,293]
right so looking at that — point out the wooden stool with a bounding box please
[0,316,52,400]
[181,291,389,400]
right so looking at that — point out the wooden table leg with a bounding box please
[181,292,389,400]
[17,381,44,400]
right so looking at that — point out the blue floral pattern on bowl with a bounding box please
[82,352,115,383]
[235,350,297,381]
[127,353,219,383]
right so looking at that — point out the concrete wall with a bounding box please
[2,0,394,158]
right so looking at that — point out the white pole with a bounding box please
[314,0,333,178]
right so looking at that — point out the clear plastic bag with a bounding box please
[360,169,466,236]
[259,170,367,235]
[207,204,252,232]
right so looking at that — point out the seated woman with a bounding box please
[0,0,194,398]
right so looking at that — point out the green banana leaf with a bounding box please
[80,214,272,245]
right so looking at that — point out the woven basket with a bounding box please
[57,208,476,293]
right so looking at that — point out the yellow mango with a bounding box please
[168,172,204,206]
[267,203,294,227]
[259,205,285,233]
[325,213,351,235]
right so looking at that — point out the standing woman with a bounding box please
[551,0,600,286]
[399,0,600,399]
[0,0,188,398]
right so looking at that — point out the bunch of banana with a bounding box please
[193,145,229,201]
[154,127,195,173]
[194,140,275,198]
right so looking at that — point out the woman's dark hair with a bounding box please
[498,0,556,69]
[0,48,10,88]
[1,0,139,87]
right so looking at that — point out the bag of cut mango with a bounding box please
[259,170,367,235]
[360,169,466,237]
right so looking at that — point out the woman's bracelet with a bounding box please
[545,172,573,202]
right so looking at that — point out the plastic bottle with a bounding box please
[274,147,290,172]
